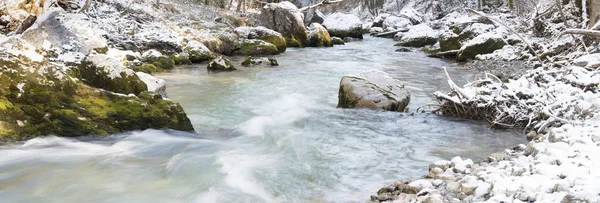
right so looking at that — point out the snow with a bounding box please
[383,16,412,30]
[394,23,438,40]
[0,37,44,62]
[322,13,362,32]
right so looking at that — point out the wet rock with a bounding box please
[344,37,362,42]
[232,39,280,56]
[394,24,439,47]
[337,70,410,112]
[207,56,235,72]
[307,23,333,47]
[323,13,363,39]
[234,26,287,53]
[260,1,308,47]
[241,56,278,67]
[395,48,412,52]
[331,37,345,45]
[78,55,148,95]
[439,32,461,52]
[457,33,506,61]
[305,8,325,25]
[185,40,213,63]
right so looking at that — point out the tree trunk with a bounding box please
[589,0,600,28]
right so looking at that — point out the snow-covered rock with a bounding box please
[260,1,308,47]
[322,13,363,39]
[338,70,410,112]
[80,54,148,95]
[207,56,235,72]
[21,8,107,59]
[383,16,412,30]
[184,40,212,63]
[234,26,287,53]
[573,53,600,69]
[394,24,439,47]
[457,32,506,61]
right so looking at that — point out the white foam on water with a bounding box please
[216,150,274,202]
[238,93,311,137]
[193,187,220,203]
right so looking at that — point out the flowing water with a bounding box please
[0,37,525,202]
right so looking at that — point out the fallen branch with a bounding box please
[298,0,344,12]
[564,29,600,37]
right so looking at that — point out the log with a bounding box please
[564,29,600,37]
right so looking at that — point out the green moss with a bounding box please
[132,64,159,74]
[75,60,148,95]
[260,35,287,53]
[233,40,279,56]
[207,56,236,72]
[188,49,213,63]
[337,81,359,108]
[170,54,191,65]
[0,98,13,110]
[151,56,175,70]
[93,47,109,54]
[439,35,461,52]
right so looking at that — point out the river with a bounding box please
[0,36,525,202]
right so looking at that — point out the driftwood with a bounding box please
[298,0,344,12]
[465,8,543,65]
[564,29,600,37]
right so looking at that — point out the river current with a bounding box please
[0,36,525,202]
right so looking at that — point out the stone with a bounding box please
[457,33,506,61]
[338,70,410,112]
[207,56,236,72]
[331,37,345,45]
[185,40,213,63]
[394,24,439,47]
[369,27,384,35]
[78,55,148,95]
[383,16,412,30]
[260,1,308,47]
[0,45,193,142]
[234,26,287,53]
[241,57,279,67]
[322,13,363,39]
[232,39,280,56]
[439,32,461,52]
[395,48,412,52]
[136,72,167,98]
[21,8,107,57]
[307,23,333,47]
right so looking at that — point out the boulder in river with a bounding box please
[394,24,439,47]
[457,33,506,61]
[331,37,345,45]
[242,56,279,67]
[207,56,236,72]
[259,1,308,47]
[136,72,168,98]
[338,70,410,112]
[232,39,280,56]
[307,23,333,47]
[0,39,193,142]
[322,13,363,39]
[234,26,287,53]
[185,40,213,63]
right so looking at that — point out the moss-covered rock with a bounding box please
[241,56,278,67]
[439,33,462,52]
[457,34,506,61]
[132,64,159,74]
[0,51,193,143]
[185,40,213,63]
[331,37,345,45]
[207,56,236,72]
[232,39,280,56]
[170,54,191,65]
[76,55,148,95]
[307,23,333,47]
[141,49,176,70]
[259,2,309,48]
[234,26,287,53]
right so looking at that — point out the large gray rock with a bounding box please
[383,16,412,30]
[259,1,308,47]
[322,13,363,39]
[21,8,107,57]
[234,26,287,53]
[232,39,280,56]
[307,23,333,47]
[185,40,213,63]
[457,33,506,61]
[338,70,410,112]
[207,56,236,72]
[394,24,439,47]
